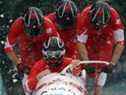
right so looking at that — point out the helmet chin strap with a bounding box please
[47,57,64,68]
[50,62,62,68]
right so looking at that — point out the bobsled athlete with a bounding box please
[4,7,59,95]
[25,36,83,93]
[77,1,124,95]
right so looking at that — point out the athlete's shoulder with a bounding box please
[46,12,56,19]
[109,6,124,28]
[12,17,24,26]
[81,5,91,16]
[110,7,119,16]
[44,16,53,23]
[10,17,24,31]
[43,16,59,36]
[109,6,121,22]
[8,17,24,36]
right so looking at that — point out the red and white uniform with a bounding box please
[46,13,82,59]
[77,6,124,75]
[26,57,73,91]
[4,17,59,71]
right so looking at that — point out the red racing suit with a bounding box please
[46,13,82,59]
[77,5,124,76]
[25,57,73,91]
[4,16,59,71]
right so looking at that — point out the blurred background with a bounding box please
[0,0,126,95]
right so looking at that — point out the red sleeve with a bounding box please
[77,6,91,35]
[4,17,24,53]
[45,12,56,23]
[28,60,47,80]
[7,17,23,44]
[110,7,124,30]
[26,60,48,91]
[81,5,91,19]
[76,13,83,34]
[43,17,59,37]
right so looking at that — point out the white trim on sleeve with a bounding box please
[4,37,13,48]
[114,29,124,42]
[77,32,88,43]
[46,28,52,33]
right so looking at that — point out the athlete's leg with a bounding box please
[93,72,107,95]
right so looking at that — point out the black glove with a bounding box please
[102,64,116,73]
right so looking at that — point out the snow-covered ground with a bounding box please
[103,81,126,95]
[88,80,126,95]
[0,73,7,95]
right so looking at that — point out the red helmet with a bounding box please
[24,7,44,36]
[42,37,65,67]
[56,0,77,29]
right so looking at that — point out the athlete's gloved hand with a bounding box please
[17,64,24,79]
[102,63,116,73]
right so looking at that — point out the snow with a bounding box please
[9,19,13,23]
[1,41,5,44]
[0,14,4,18]
[0,73,7,95]
[12,79,18,83]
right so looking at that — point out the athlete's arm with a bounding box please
[4,18,23,65]
[111,29,125,65]
[77,31,89,60]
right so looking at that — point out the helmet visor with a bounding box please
[43,50,65,60]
